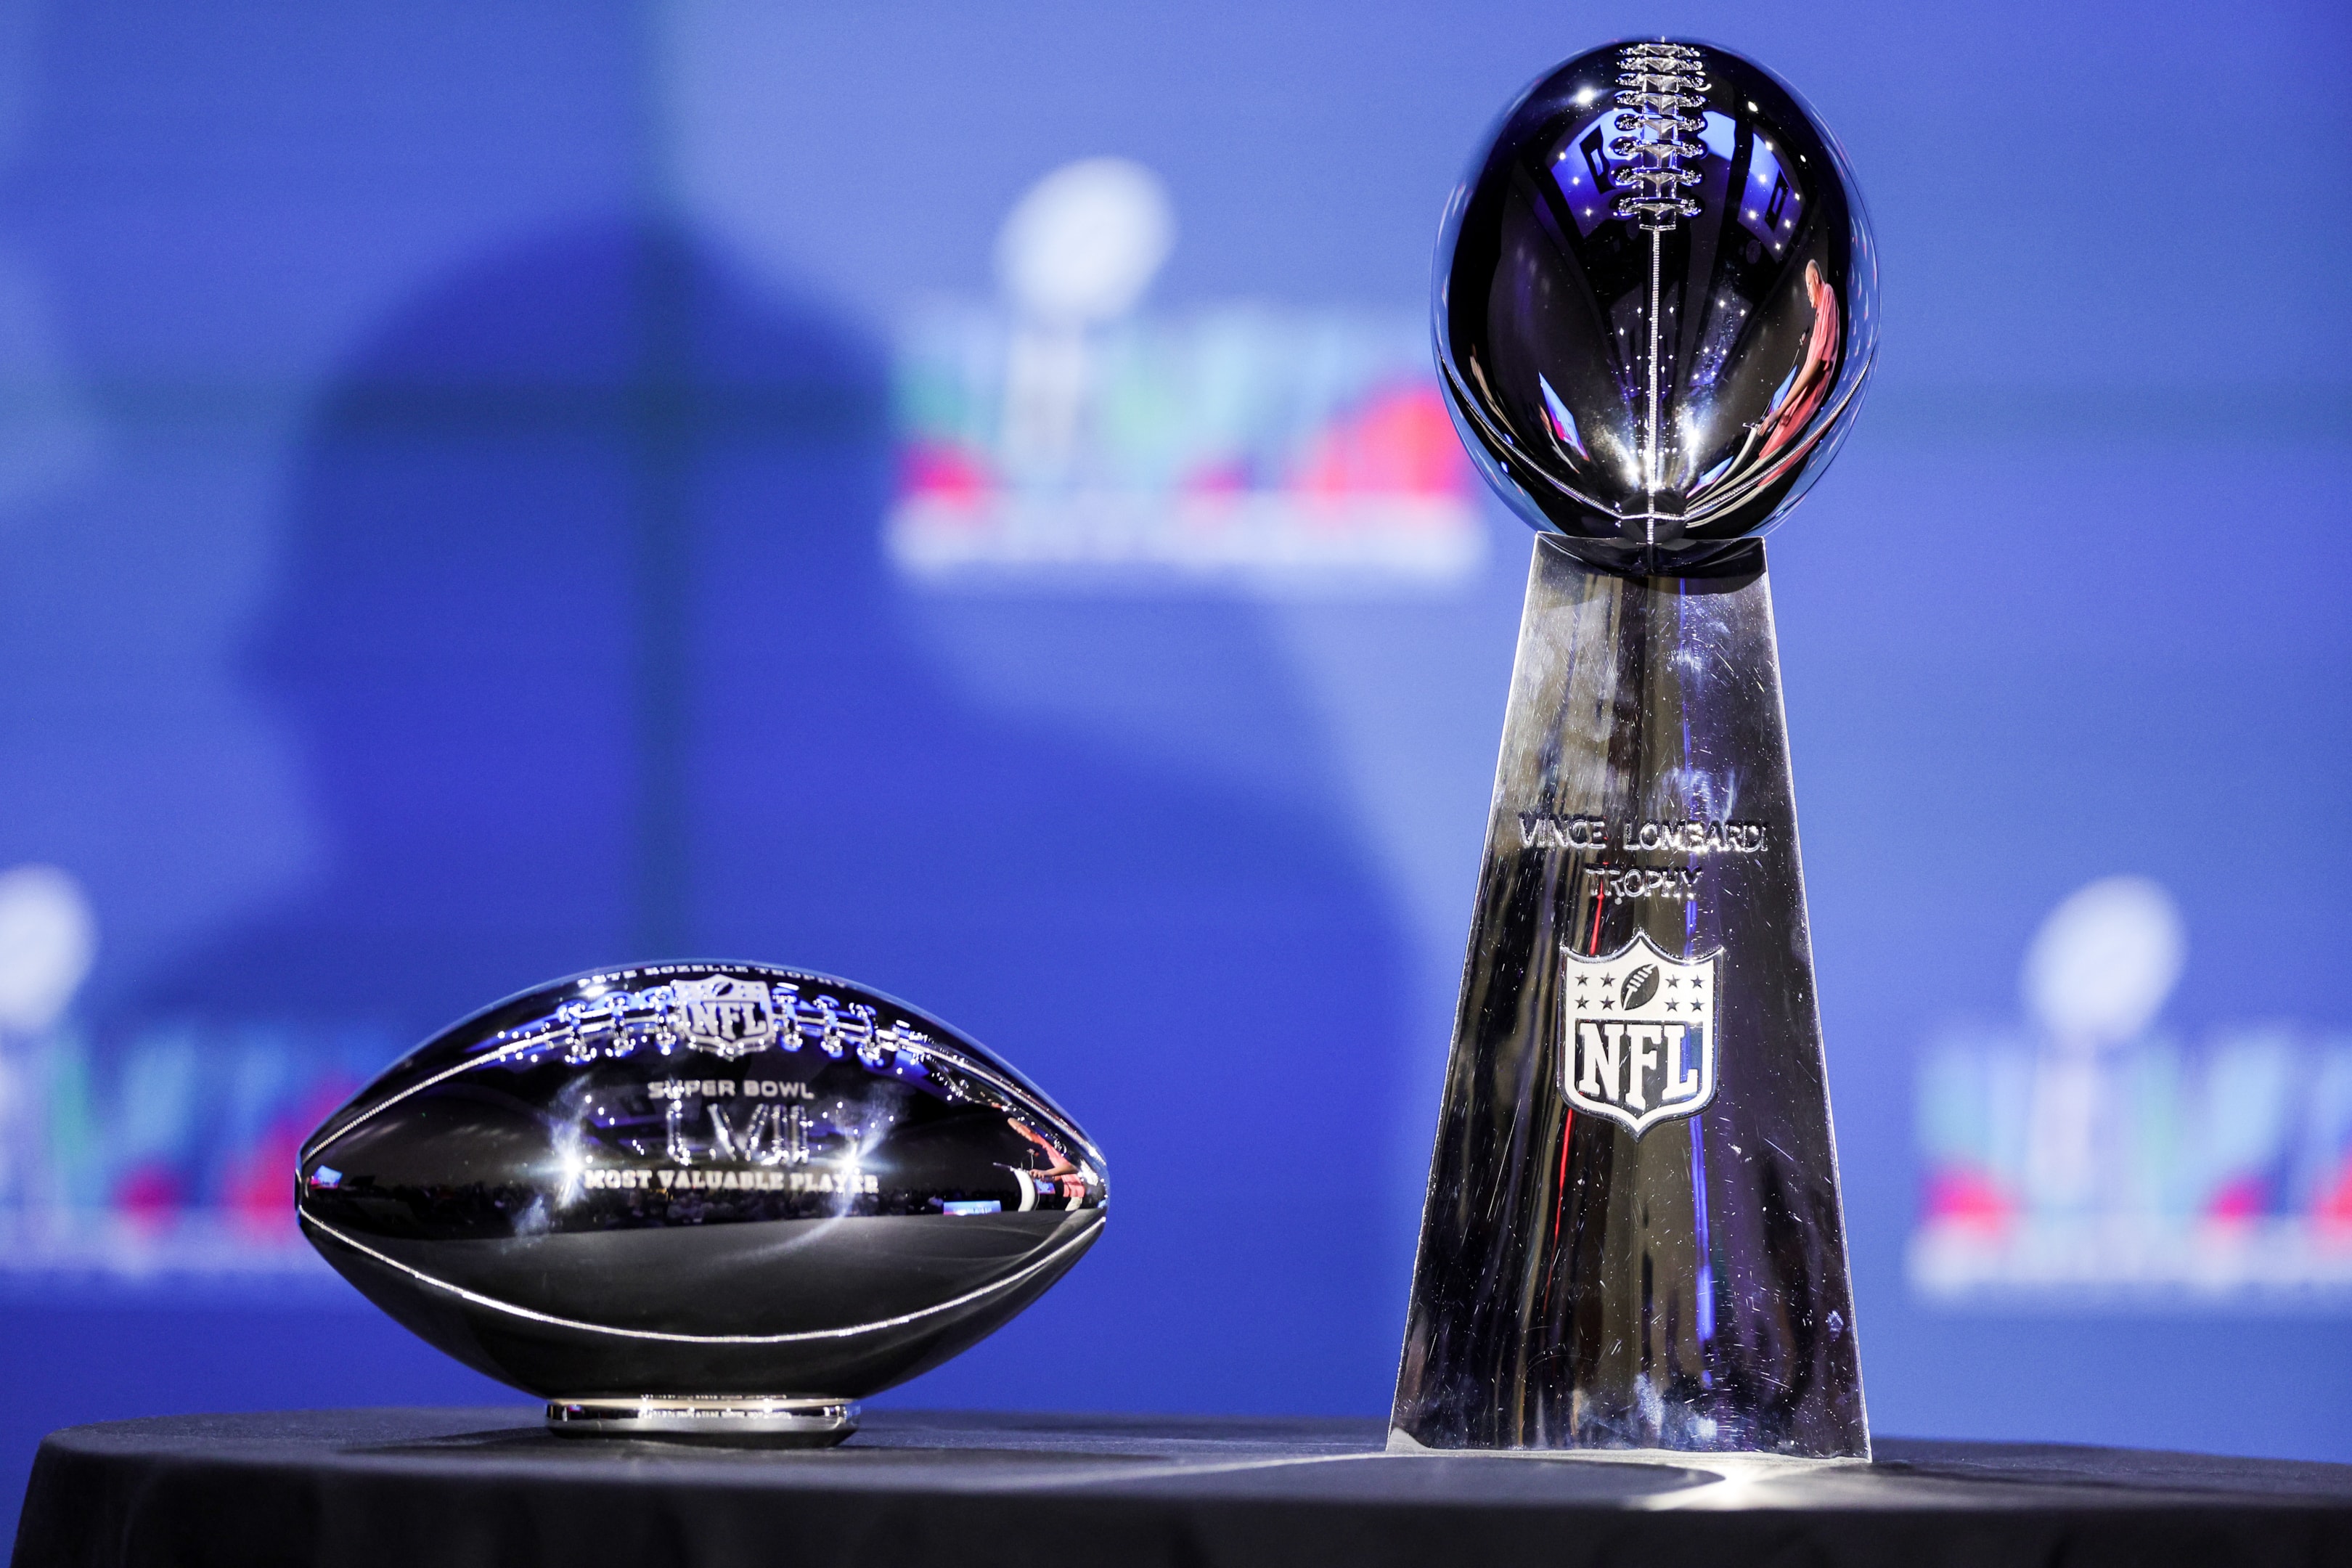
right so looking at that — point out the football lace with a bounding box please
[1610,41,1709,232]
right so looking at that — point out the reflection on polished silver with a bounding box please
[298,963,1106,1446]
[1395,38,1871,1461]
[545,1396,859,1446]
[1434,37,1877,573]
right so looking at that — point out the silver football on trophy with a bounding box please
[1436,37,1877,572]
[297,962,1106,1445]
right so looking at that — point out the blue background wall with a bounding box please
[0,0,2346,1531]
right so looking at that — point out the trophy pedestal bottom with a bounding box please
[544,1395,859,1446]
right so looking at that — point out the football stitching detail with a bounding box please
[1610,41,1709,232]
[307,1000,1101,1172]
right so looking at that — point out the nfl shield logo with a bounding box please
[1559,931,1720,1138]
[669,974,777,1058]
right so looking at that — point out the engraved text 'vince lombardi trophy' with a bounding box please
[1392,39,1878,1459]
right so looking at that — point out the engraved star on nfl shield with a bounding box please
[1559,931,1719,1138]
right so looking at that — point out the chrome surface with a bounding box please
[545,1395,859,1447]
[1435,38,1877,573]
[1393,538,1864,1458]
[298,962,1106,1415]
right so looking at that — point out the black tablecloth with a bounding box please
[14,1407,2352,1568]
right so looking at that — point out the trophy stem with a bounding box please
[1391,535,1866,1459]
[1643,228,1663,509]
[545,1395,859,1446]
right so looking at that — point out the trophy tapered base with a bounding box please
[1392,536,1865,1460]
[544,1395,859,1445]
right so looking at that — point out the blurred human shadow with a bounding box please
[139,217,1413,1413]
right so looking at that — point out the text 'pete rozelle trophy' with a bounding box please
[1392,38,1878,1460]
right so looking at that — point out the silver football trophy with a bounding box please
[301,963,1106,1445]
[1392,39,1876,1458]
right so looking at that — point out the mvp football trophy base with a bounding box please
[545,1396,859,1446]
[1392,536,1865,1458]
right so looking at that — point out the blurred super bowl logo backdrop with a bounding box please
[0,865,370,1284]
[1,152,2344,1322]
[1911,875,2352,1305]
[0,156,1497,1292]
[884,158,1483,592]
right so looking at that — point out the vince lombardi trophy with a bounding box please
[1392,38,1877,1459]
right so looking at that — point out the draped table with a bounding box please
[15,1408,2352,1567]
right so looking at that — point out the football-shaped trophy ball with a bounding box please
[298,963,1106,1445]
[1435,38,1875,573]
[1393,39,1875,1459]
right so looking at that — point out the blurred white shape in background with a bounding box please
[0,864,94,1220]
[2022,875,2184,1214]
[996,156,1175,327]
[995,157,1174,478]
[0,863,95,1036]
[2022,874,2186,1052]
